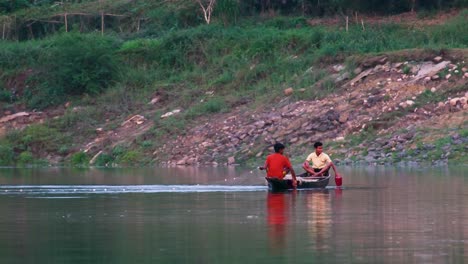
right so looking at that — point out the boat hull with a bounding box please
[266,174,330,192]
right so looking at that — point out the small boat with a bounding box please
[266,173,331,192]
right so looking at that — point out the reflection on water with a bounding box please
[305,190,332,252]
[267,192,292,251]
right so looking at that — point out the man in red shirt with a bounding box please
[261,143,297,188]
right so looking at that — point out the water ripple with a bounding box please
[0,185,268,195]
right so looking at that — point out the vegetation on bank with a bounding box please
[0,1,467,166]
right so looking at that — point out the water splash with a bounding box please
[0,185,267,195]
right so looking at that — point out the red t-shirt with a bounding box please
[265,153,292,179]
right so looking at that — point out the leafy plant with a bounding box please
[70,152,89,166]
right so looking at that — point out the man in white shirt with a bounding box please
[302,141,341,178]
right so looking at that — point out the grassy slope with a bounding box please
[0,3,467,166]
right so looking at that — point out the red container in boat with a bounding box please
[335,176,342,186]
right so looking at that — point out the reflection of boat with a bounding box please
[266,173,330,192]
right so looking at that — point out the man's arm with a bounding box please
[289,167,297,188]
[330,162,341,177]
[259,159,269,171]
[317,161,340,177]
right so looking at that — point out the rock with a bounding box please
[227,156,235,165]
[334,72,350,83]
[149,96,160,105]
[399,100,414,108]
[460,97,467,106]
[332,64,345,72]
[186,158,197,165]
[424,76,431,82]
[338,112,349,123]
[284,87,294,96]
[0,112,30,123]
[445,74,451,80]
[411,61,450,83]
[176,157,188,165]
[89,150,103,165]
[378,57,388,65]
[393,62,403,69]
[431,87,436,92]
[449,98,459,106]
[464,72,468,78]
[122,115,146,126]
[161,109,181,119]
[462,67,468,73]
[353,67,363,75]
[433,56,443,63]
[431,75,440,81]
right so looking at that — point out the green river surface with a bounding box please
[0,166,466,264]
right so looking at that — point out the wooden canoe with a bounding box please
[266,173,330,192]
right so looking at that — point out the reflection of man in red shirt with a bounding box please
[267,193,287,250]
[261,143,297,188]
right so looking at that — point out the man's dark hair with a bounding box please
[314,141,323,148]
[274,143,285,153]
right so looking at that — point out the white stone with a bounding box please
[445,74,451,79]
[433,56,443,63]
[161,109,181,119]
[431,87,436,92]
[460,97,467,106]
[449,98,459,106]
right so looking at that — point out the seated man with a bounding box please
[302,141,341,178]
[260,142,297,188]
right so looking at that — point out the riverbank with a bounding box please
[0,9,467,167]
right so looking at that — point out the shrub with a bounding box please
[17,151,34,166]
[70,152,89,166]
[93,153,114,167]
[117,150,142,165]
[26,32,121,108]
[0,143,14,166]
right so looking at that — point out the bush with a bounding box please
[70,152,89,166]
[12,125,62,153]
[117,150,142,165]
[0,143,14,166]
[17,151,34,166]
[26,32,121,108]
[93,153,114,167]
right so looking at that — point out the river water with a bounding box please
[0,166,466,264]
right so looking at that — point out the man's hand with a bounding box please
[258,166,265,170]
[292,179,297,188]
